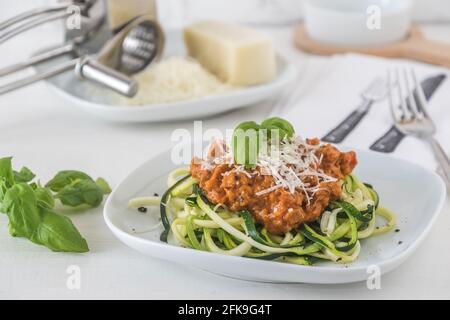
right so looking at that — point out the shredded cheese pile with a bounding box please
[255,137,337,203]
[119,56,232,105]
[201,137,337,204]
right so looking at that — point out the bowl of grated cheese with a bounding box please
[117,56,233,105]
[37,28,296,122]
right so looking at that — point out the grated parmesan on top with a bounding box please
[254,136,337,204]
[199,136,337,204]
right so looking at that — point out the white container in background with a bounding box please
[154,0,450,29]
[303,0,414,47]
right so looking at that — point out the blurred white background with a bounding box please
[157,0,450,28]
[3,0,450,29]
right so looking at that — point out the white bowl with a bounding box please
[104,147,446,284]
[303,0,413,47]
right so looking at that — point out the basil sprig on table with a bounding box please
[46,171,111,207]
[0,157,111,253]
[232,117,295,168]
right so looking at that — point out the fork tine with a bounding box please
[402,68,417,119]
[411,68,429,118]
[389,67,438,139]
[403,68,421,119]
[396,68,409,120]
[387,69,398,122]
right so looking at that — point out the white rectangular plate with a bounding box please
[104,148,446,283]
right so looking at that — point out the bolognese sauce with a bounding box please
[190,138,357,234]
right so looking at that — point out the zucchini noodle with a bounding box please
[129,172,396,266]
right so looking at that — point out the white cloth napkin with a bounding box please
[274,53,450,171]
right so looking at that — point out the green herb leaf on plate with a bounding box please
[231,117,296,169]
[260,117,295,140]
[232,121,261,168]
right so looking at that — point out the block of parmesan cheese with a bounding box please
[183,21,277,86]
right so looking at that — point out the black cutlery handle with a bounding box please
[370,126,405,153]
[322,101,372,144]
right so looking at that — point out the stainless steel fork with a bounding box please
[388,67,450,188]
[322,77,388,143]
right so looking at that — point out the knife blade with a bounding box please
[370,74,447,153]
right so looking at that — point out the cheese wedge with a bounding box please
[183,21,277,86]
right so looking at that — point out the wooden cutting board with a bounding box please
[294,24,450,68]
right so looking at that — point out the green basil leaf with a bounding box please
[234,121,261,132]
[260,124,289,142]
[0,157,15,188]
[232,121,260,168]
[46,170,94,192]
[95,177,112,194]
[260,117,295,139]
[29,182,38,190]
[2,183,41,238]
[32,208,89,253]
[0,160,107,253]
[0,178,8,204]
[35,186,55,209]
[13,167,35,183]
[56,179,104,208]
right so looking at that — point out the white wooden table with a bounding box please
[1,2,449,299]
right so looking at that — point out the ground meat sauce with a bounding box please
[190,139,357,234]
